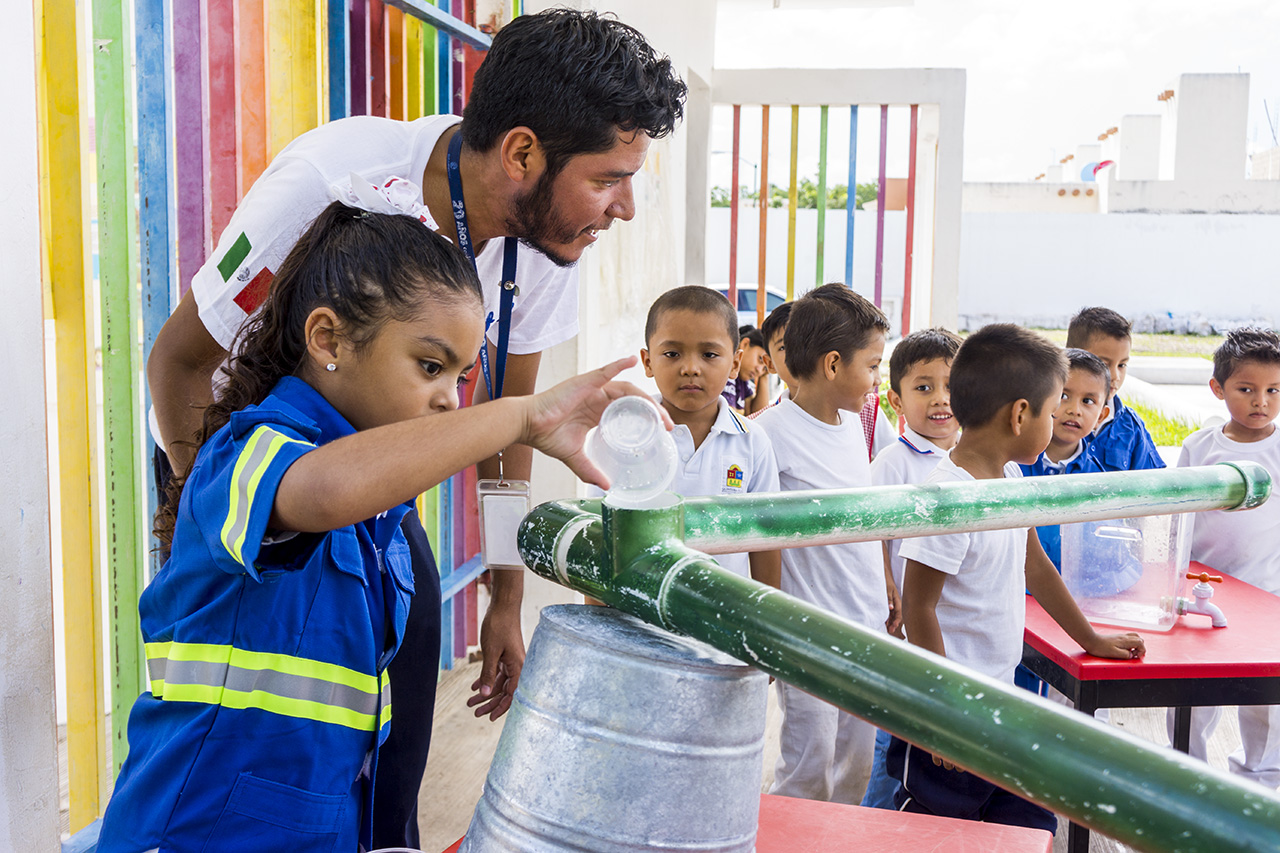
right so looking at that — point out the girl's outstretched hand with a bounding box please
[521,356,672,489]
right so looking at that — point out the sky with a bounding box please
[708,0,1280,189]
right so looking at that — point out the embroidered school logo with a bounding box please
[725,464,744,489]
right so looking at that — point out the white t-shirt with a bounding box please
[870,425,949,592]
[754,399,889,629]
[898,454,1028,684]
[591,396,779,579]
[192,114,579,355]
[1179,425,1280,593]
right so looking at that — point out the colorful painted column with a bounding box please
[815,104,828,287]
[389,5,405,120]
[38,0,107,825]
[266,0,320,156]
[174,0,207,294]
[902,103,919,334]
[756,105,769,327]
[873,103,888,308]
[328,0,351,119]
[786,104,799,301]
[728,104,740,307]
[844,104,857,288]
[370,0,388,116]
[236,0,269,192]
[93,0,146,773]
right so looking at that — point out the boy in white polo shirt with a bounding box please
[640,286,781,586]
[754,284,894,804]
[859,327,962,809]
[1167,327,1280,787]
[890,324,1145,832]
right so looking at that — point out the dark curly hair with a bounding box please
[154,201,482,547]
[462,8,687,176]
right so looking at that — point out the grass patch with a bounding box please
[1122,398,1199,447]
[1031,329,1221,360]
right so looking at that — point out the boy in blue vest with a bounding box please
[1014,348,1140,696]
[1065,307,1164,471]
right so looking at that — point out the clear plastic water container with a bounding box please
[585,397,678,508]
[1060,513,1192,632]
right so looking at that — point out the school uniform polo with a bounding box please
[1089,394,1165,472]
[870,425,949,591]
[99,376,414,853]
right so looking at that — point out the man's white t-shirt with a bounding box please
[192,114,579,355]
[591,396,779,579]
[754,398,889,629]
[898,454,1028,684]
[152,115,580,447]
[869,425,949,592]
[1179,425,1280,594]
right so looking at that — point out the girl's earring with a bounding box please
[326,363,337,372]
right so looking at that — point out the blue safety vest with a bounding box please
[98,376,414,853]
[1088,394,1166,473]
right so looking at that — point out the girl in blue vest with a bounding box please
[99,196,651,853]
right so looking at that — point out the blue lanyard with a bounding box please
[447,130,517,400]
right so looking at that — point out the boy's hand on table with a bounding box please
[930,752,960,771]
[1084,631,1146,660]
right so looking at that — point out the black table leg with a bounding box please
[1067,683,1100,853]
[1172,706,1192,753]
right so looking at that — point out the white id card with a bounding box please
[477,479,531,570]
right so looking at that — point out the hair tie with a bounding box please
[332,173,432,224]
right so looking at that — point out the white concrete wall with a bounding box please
[706,208,1280,333]
[1,2,61,849]
[957,212,1280,331]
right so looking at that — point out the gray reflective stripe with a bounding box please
[382,678,392,707]
[153,658,381,718]
[223,427,281,563]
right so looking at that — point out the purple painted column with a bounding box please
[873,103,888,309]
[174,0,207,295]
[349,0,367,115]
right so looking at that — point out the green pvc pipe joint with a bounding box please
[516,462,1280,852]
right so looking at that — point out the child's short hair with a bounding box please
[644,285,738,347]
[1212,327,1280,385]
[1065,348,1111,397]
[1066,307,1132,347]
[738,325,766,350]
[784,284,890,381]
[951,324,1068,428]
[888,327,963,393]
[760,302,793,350]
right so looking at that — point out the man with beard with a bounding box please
[145,9,686,848]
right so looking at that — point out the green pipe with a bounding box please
[678,463,1270,554]
[516,464,1280,852]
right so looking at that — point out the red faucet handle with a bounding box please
[1185,572,1223,584]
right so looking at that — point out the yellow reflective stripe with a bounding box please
[159,682,381,731]
[152,641,379,695]
[144,641,392,732]
[220,425,311,565]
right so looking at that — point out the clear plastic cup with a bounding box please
[585,397,678,508]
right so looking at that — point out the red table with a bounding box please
[442,793,1052,852]
[1021,562,1280,852]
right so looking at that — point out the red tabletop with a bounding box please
[442,793,1052,853]
[1025,562,1280,681]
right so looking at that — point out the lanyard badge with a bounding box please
[448,130,530,569]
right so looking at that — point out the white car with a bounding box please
[715,286,788,330]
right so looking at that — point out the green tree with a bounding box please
[708,178,877,209]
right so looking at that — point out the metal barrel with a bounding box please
[461,605,769,853]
